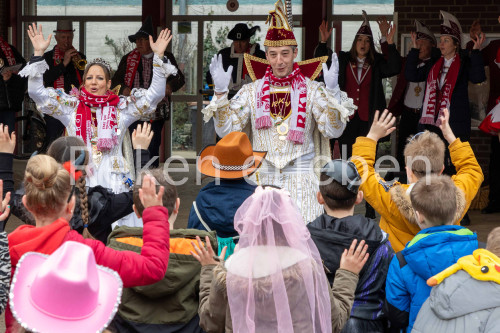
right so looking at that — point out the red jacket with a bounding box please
[6,206,170,332]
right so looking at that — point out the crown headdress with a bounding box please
[88,58,111,73]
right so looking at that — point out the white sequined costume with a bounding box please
[21,54,173,227]
[202,78,355,223]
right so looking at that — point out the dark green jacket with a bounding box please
[108,226,217,330]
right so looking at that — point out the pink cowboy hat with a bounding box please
[10,241,123,333]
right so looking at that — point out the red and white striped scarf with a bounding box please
[76,88,120,151]
[53,45,82,90]
[420,55,460,127]
[255,63,307,144]
[0,37,16,66]
[124,49,141,88]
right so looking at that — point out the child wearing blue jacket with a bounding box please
[384,175,478,332]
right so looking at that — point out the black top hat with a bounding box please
[128,16,155,43]
[321,159,361,194]
[227,23,260,41]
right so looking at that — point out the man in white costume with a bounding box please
[202,0,356,222]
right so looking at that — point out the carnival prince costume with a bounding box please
[202,0,356,222]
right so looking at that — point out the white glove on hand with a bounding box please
[322,53,339,91]
[209,54,233,93]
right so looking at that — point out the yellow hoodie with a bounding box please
[352,137,483,252]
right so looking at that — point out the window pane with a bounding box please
[333,0,394,16]
[22,21,80,58]
[172,101,210,159]
[174,0,302,16]
[84,21,142,72]
[36,0,141,16]
[171,21,199,96]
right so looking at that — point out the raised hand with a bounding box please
[340,239,369,275]
[27,23,52,56]
[191,235,227,266]
[366,109,396,142]
[410,31,418,49]
[149,28,172,59]
[472,31,486,50]
[209,54,232,94]
[376,16,390,38]
[387,23,396,45]
[139,174,164,209]
[319,20,333,43]
[438,108,457,144]
[322,53,339,91]
[132,122,154,150]
[0,124,16,154]
[0,180,11,223]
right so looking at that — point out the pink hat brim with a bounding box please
[10,252,122,333]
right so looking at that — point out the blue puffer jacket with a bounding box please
[384,225,478,332]
[187,179,256,238]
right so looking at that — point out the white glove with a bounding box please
[322,53,339,91]
[323,53,341,102]
[209,54,233,93]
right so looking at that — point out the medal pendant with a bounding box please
[414,86,422,97]
[276,122,289,136]
[0,58,4,68]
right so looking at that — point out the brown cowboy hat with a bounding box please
[198,132,267,179]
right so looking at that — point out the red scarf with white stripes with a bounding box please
[420,55,460,127]
[0,37,16,66]
[76,88,120,151]
[255,63,307,144]
[53,45,82,90]
[124,49,141,88]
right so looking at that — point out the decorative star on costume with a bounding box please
[242,0,327,81]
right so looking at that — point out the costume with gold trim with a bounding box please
[202,0,355,222]
[21,54,173,227]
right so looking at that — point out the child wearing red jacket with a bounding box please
[5,154,170,332]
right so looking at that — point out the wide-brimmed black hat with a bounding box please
[128,16,155,43]
[227,23,260,41]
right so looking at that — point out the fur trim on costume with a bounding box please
[389,183,467,225]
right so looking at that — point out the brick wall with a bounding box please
[395,0,500,35]
[470,129,492,182]
[395,0,499,183]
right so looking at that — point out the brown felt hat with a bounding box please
[198,132,267,179]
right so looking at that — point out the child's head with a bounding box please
[133,168,179,223]
[47,136,89,165]
[410,175,458,228]
[404,131,445,181]
[486,227,500,257]
[23,154,74,220]
[46,136,93,238]
[318,160,363,212]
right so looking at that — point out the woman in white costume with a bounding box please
[21,23,178,227]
